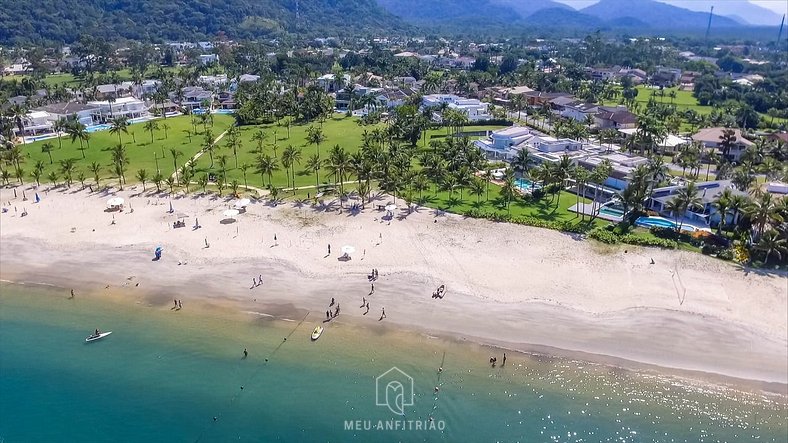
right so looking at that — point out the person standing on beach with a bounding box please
[326,310,330,320]
[370,283,374,295]
[70,289,75,299]
[327,244,331,255]
[178,300,182,309]
[381,307,386,319]
[243,348,248,358]
[502,353,506,366]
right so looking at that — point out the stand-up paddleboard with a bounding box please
[85,331,112,343]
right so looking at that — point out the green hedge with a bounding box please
[589,227,678,249]
[462,209,589,233]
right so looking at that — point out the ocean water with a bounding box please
[0,284,786,442]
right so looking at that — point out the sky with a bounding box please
[553,0,787,15]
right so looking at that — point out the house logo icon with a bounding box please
[375,367,414,415]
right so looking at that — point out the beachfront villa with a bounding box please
[11,111,54,137]
[87,97,149,123]
[691,127,754,162]
[422,94,491,122]
[646,180,748,227]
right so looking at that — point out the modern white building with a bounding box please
[422,94,491,122]
[87,97,148,122]
[12,111,54,136]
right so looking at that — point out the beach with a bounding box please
[1,184,786,387]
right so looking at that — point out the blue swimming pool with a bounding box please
[215,109,235,115]
[86,124,111,133]
[599,206,625,218]
[635,216,697,232]
[515,178,541,191]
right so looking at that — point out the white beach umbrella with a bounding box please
[222,209,240,219]
[384,204,397,212]
[106,197,125,207]
[341,245,356,255]
[234,198,251,209]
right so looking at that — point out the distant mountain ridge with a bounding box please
[580,0,742,29]
[0,0,408,45]
[376,0,761,31]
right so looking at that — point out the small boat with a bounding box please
[85,331,112,343]
[311,326,323,341]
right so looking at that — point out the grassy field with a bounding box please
[603,85,788,127]
[16,114,235,186]
[190,116,504,191]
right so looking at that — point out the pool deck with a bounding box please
[569,203,623,222]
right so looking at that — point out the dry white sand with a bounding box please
[1,184,786,384]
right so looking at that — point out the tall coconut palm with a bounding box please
[666,181,702,233]
[500,168,517,214]
[326,144,351,195]
[239,163,250,190]
[66,122,90,158]
[203,130,216,168]
[255,154,279,187]
[469,177,485,205]
[304,153,322,189]
[727,194,750,231]
[143,120,159,144]
[109,116,129,144]
[89,162,102,186]
[136,169,149,191]
[512,149,534,177]
[306,125,326,159]
[41,142,55,164]
[170,148,183,182]
[712,188,732,234]
[52,118,67,150]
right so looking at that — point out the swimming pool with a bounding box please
[635,216,697,232]
[86,124,111,133]
[128,116,154,124]
[599,206,625,218]
[515,178,541,191]
[215,109,235,115]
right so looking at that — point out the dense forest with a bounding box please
[0,0,408,45]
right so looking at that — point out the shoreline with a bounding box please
[1,185,786,389]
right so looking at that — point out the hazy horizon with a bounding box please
[553,0,787,16]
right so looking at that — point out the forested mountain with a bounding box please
[0,0,407,45]
[580,0,742,29]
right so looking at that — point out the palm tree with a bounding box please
[251,130,267,154]
[572,167,591,220]
[217,154,229,181]
[143,120,159,143]
[52,118,67,150]
[745,192,782,240]
[469,177,485,205]
[89,162,102,186]
[31,161,45,186]
[712,188,732,234]
[666,181,702,233]
[500,168,517,214]
[203,131,216,168]
[66,122,89,158]
[197,174,209,193]
[512,149,534,177]
[59,158,77,187]
[162,123,171,139]
[110,144,130,189]
[755,229,787,265]
[170,149,183,182]
[305,153,322,188]
[239,163,250,190]
[165,176,176,194]
[77,171,87,188]
[326,145,351,195]
[306,125,327,158]
[727,194,750,232]
[255,154,279,186]
[136,169,148,191]
[109,116,129,144]
[153,172,164,192]
[41,142,55,164]
[47,171,58,186]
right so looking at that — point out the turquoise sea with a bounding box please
[1,284,786,442]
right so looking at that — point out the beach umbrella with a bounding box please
[385,204,397,212]
[233,198,251,209]
[341,245,356,255]
[107,197,125,207]
[222,209,240,219]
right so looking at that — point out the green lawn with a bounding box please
[603,85,788,126]
[17,114,235,186]
[190,116,504,191]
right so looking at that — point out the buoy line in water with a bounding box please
[193,311,310,443]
